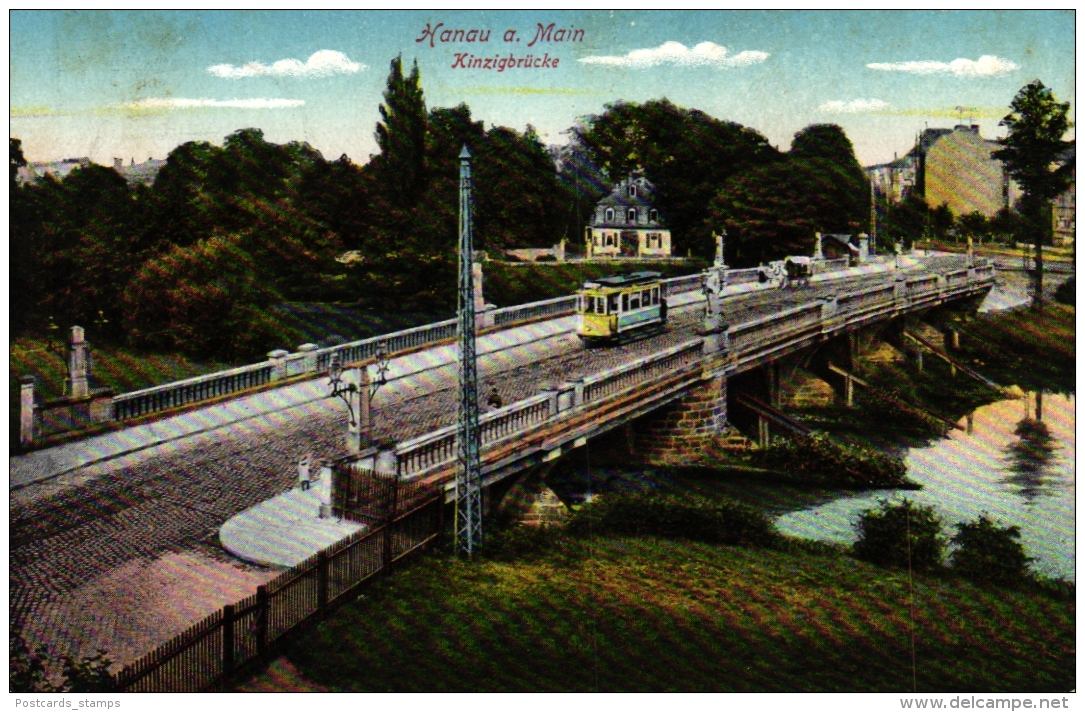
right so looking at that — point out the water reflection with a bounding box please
[1005,416,1057,501]
[775,391,1075,580]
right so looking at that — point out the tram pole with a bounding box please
[455,145,483,556]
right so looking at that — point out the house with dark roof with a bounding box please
[585,174,671,258]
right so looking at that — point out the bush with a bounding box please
[755,432,910,488]
[9,631,115,693]
[1053,276,1074,306]
[852,499,945,571]
[949,515,1034,587]
[567,491,777,547]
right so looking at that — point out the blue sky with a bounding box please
[9,10,1075,167]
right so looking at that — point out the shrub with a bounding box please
[852,499,945,571]
[949,515,1034,587]
[755,432,910,488]
[1053,276,1074,306]
[567,492,777,547]
[8,631,116,693]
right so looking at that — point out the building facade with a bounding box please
[866,125,1020,218]
[585,174,671,258]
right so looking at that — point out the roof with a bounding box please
[583,271,663,289]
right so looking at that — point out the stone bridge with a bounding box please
[338,257,996,506]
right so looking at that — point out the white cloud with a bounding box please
[208,50,366,79]
[120,98,305,110]
[866,55,1018,77]
[579,41,768,68]
[819,98,892,114]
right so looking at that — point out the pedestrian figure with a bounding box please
[487,386,503,410]
[298,453,311,491]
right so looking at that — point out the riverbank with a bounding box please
[234,522,1074,692]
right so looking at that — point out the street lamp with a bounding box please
[328,344,391,428]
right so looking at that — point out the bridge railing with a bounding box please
[905,275,940,301]
[392,339,704,480]
[836,284,896,319]
[725,268,763,286]
[811,257,850,275]
[491,296,578,326]
[728,302,823,355]
[581,339,703,404]
[112,362,275,421]
[315,318,459,373]
[661,274,705,295]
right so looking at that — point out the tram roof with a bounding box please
[583,271,662,289]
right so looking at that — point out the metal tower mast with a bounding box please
[455,145,483,555]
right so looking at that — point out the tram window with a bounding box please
[608,295,619,313]
[643,289,651,306]
[652,288,659,305]
[596,298,606,315]
[630,292,641,310]
[622,293,629,312]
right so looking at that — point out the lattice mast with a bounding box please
[455,145,483,555]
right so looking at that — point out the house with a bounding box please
[1052,146,1075,247]
[585,174,671,258]
[113,157,168,186]
[866,125,1019,217]
[16,157,90,185]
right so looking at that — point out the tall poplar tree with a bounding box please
[993,80,1073,308]
[374,55,427,210]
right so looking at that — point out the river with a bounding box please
[775,392,1076,581]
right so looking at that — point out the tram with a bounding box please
[576,271,668,345]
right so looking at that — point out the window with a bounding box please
[605,208,614,222]
[652,287,659,305]
[642,289,652,306]
[622,293,629,312]
[593,234,601,246]
[650,209,658,223]
[629,292,641,310]
[629,184,637,198]
[628,208,637,223]
[608,295,618,313]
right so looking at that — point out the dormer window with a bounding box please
[605,208,614,223]
[629,184,637,198]
[649,209,658,223]
[628,208,637,222]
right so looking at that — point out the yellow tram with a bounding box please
[576,271,668,345]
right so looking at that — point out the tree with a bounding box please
[373,55,428,211]
[574,99,777,257]
[852,499,945,571]
[706,124,869,265]
[949,515,1034,587]
[992,81,1074,308]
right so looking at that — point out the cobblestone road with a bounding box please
[8,261,957,667]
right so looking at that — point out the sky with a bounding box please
[9,10,1076,167]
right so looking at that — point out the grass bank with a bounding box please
[234,522,1073,692]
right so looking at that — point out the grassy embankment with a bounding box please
[234,511,1074,692]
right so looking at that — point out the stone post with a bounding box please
[813,232,824,260]
[67,326,89,398]
[296,343,319,374]
[584,226,593,260]
[472,260,495,329]
[966,236,974,268]
[344,367,372,454]
[713,230,728,269]
[858,234,869,264]
[267,349,289,381]
[20,375,35,447]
